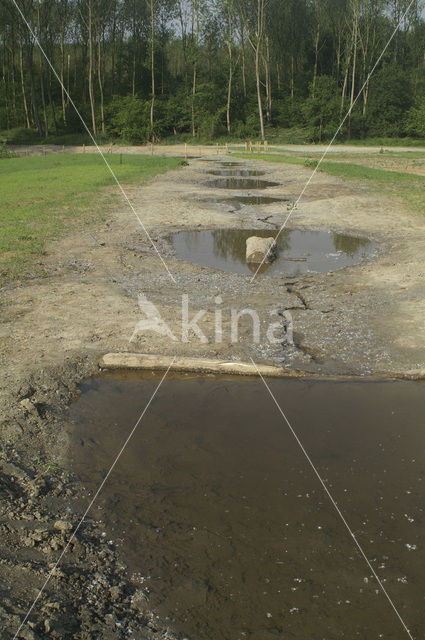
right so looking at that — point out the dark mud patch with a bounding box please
[204,178,281,190]
[68,374,425,640]
[199,195,290,210]
[206,169,266,177]
[170,228,377,276]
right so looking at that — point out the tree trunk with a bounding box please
[226,6,233,135]
[191,64,197,137]
[111,0,117,93]
[97,26,105,133]
[60,31,66,125]
[264,34,271,123]
[26,42,42,136]
[19,45,30,128]
[254,0,265,140]
[255,45,265,140]
[312,24,320,97]
[37,2,48,137]
[47,69,58,135]
[39,59,48,137]
[348,13,358,137]
[149,0,155,132]
[240,22,247,98]
[191,0,199,138]
[290,55,295,103]
[88,0,97,136]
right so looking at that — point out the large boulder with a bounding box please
[246,236,276,264]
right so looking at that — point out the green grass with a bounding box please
[0,127,115,146]
[234,151,425,215]
[4,125,425,149]
[0,153,182,281]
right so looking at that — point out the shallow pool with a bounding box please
[170,228,377,276]
[68,374,424,640]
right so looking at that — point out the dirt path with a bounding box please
[1,151,425,638]
[3,152,424,379]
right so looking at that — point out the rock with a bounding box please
[109,585,122,601]
[53,520,73,534]
[19,398,39,417]
[130,589,149,613]
[246,236,276,264]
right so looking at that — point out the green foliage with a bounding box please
[106,95,152,143]
[366,66,414,137]
[302,76,341,142]
[1,0,425,144]
[0,140,16,159]
[404,99,425,137]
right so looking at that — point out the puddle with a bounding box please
[201,195,290,210]
[205,178,281,190]
[68,375,425,640]
[206,169,266,177]
[200,160,243,166]
[170,228,377,275]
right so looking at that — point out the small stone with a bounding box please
[53,520,72,534]
[131,589,149,613]
[109,585,121,601]
[19,398,39,417]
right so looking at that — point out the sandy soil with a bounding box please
[1,149,425,638]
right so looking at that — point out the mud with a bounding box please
[204,177,281,189]
[199,195,290,209]
[68,374,425,640]
[205,169,266,177]
[1,148,425,638]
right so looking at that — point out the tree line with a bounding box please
[1,0,425,143]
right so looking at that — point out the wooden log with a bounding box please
[100,353,298,378]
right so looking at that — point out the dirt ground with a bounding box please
[1,149,425,638]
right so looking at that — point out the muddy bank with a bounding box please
[0,358,180,639]
[1,149,425,637]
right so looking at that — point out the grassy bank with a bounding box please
[234,152,425,215]
[0,153,182,281]
[3,126,425,149]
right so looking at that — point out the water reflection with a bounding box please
[171,228,377,276]
[201,195,289,209]
[205,178,281,189]
[206,169,266,177]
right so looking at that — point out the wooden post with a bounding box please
[185,142,188,159]
[249,140,253,153]
[225,143,229,153]
[264,140,268,152]
[83,144,86,153]
[216,142,219,154]
[62,144,65,153]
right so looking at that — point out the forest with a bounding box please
[1,0,425,144]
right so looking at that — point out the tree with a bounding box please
[302,75,341,141]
